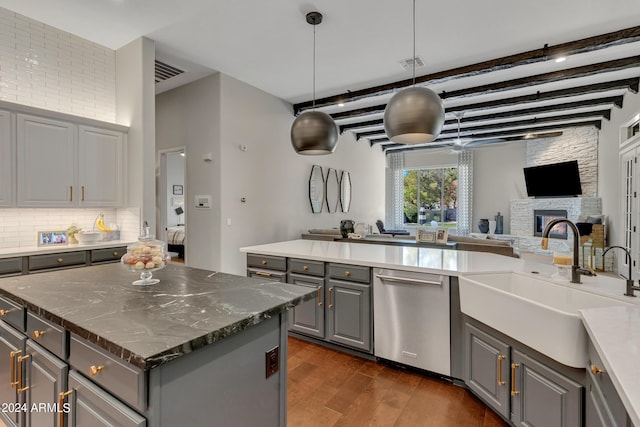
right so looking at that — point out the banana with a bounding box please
[95,214,112,232]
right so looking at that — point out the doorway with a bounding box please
[158,148,186,263]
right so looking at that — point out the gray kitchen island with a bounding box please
[0,263,314,427]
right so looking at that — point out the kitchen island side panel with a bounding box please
[147,313,287,427]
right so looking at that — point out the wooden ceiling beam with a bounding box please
[383,132,565,153]
[294,26,640,113]
[356,109,610,140]
[333,77,637,122]
[371,119,602,146]
[345,95,622,137]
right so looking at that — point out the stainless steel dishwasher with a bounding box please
[373,268,450,376]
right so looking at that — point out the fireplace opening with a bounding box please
[534,209,568,239]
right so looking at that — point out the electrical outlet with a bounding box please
[265,346,279,378]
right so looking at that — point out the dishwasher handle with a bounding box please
[375,274,442,287]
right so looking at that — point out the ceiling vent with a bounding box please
[398,56,424,71]
[155,60,185,83]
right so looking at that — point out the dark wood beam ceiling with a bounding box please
[293,25,640,114]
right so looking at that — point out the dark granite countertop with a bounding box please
[0,263,315,370]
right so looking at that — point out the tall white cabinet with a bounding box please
[0,110,14,207]
[13,111,127,208]
[619,112,640,279]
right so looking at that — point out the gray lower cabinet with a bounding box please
[0,320,26,427]
[23,340,68,427]
[288,273,325,338]
[511,349,582,427]
[247,253,287,283]
[326,279,371,352]
[465,322,510,420]
[0,258,22,277]
[67,370,145,427]
[464,319,583,427]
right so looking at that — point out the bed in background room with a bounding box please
[167,225,185,260]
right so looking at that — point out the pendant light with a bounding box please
[291,12,338,155]
[383,0,445,144]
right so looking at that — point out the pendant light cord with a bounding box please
[312,23,316,110]
[412,0,416,86]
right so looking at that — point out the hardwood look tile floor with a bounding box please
[288,337,508,427]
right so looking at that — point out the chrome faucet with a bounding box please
[541,218,596,284]
[602,246,640,297]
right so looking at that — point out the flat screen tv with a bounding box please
[523,160,582,198]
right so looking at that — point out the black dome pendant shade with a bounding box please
[291,12,338,155]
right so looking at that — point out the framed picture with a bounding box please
[37,230,68,247]
[436,227,449,244]
[173,185,183,195]
[416,229,436,243]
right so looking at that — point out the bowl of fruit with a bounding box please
[121,239,170,286]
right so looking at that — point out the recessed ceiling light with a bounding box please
[555,57,566,63]
[338,102,345,107]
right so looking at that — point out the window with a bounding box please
[403,167,458,226]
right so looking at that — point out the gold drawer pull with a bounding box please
[10,350,21,387]
[328,287,333,309]
[33,330,47,339]
[113,251,119,256]
[303,265,308,271]
[255,271,272,277]
[57,258,64,263]
[344,271,350,277]
[17,355,30,393]
[69,186,73,202]
[591,364,605,375]
[0,308,16,317]
[497,355,506,386]
[261,260,267,265]
[81,186,85,201]
[317,286,322,307]
[59,390,72,426]
[511,363,520,396]
[90,365,104,376]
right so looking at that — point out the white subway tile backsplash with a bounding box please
[0,7,115,122]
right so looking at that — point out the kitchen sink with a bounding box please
[458,272,631,367]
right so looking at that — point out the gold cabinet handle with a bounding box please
[69,186,73,202]
[33,330,47,339]
[17,354,30,393]
[328,287,333,309]
[261,260,267,265]
[317,286,322,307]
[497,355,506,386]
[81,185,85,201]
[0,308,16,317]
[89,365,104,376]
[10,350,21,387]
[591,364,605,375]
[113,251,119,257]
[511,363,520,396]
[303,265,308,271]
[344,271,350,277]
[255,271,272,277]
[59,390,72,427]
[57,258,64,263]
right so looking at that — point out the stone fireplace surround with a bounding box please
[510,197,601,254]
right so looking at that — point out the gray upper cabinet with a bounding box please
[0,110,14,207]
[17,114,76,207]
[464,322,510,420]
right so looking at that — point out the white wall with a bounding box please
[166,153,185,226]
[156,74,221,270]
[157,73,386,274]
[599,90,640,247]
[473,143,527,234]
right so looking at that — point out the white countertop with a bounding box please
[241,239,640,423]
[0,240,133,258]
[580,307,640,427]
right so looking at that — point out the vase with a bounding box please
[489,220,497,234]
[495,212,504,234]
[478,219,490,233]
